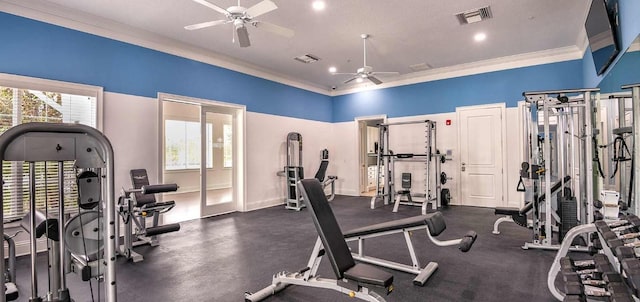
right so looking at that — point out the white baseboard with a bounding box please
[337,189,360,196]
[245,197,284,212]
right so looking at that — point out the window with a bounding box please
[0,75,100,222]
[223,124,232,168]
[164,120,212,170]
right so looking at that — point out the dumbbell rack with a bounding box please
[547,215,640,301]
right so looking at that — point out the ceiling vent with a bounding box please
[456,6,493,25]
[294,54,320,64]
[409,62,433,72]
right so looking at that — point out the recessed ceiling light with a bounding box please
[356,78,364,83]
[312,1,326,11]
[328,66,337,73]
[474,32,487,42]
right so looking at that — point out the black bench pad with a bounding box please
[343,212,446,238]
[344,216,428,238]
[344,263,394,288]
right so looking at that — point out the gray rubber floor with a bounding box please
[12,195,560,301]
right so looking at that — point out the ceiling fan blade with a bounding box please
[236,26,251,47]
[367,76,383,85]
[192,0,229,16]
[344,77,359,84]
[184,20,227,30]
[332,72,357,75]
[246,0,278,18]
[373,71,400,75]
[253,21,294,38]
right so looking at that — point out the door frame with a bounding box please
[456,103,507,207]
[354,115,387,195]
[157,92,246,217]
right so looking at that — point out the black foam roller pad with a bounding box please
[141,184,179,194]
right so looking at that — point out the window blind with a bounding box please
[0,86,97,222]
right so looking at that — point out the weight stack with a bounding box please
[559,196,578,241]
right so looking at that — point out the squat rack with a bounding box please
[370,120,444,214]
[0,123,118,302]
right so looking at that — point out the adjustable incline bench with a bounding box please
[246,179,395,302]
[246,179,478,301]
[344,210,477,286]
[493,175,571,235]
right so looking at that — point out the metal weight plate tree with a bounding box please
[521,88,599,251]
[0,123,118,302]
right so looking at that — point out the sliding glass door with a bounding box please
[200,106,236,217]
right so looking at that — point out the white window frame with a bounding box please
[0,73,104,130]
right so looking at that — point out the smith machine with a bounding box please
[370,120,450,215]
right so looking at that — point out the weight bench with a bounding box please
[344,207,477,286]
[492,175,570,235]
[116,169,181,262]
[246,179,394,302]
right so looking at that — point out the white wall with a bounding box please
[245,112,334,210]
[100,91,524,216]
[101,92,337,215]
[102,92,159,194]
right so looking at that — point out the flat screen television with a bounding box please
[585,0,620,75]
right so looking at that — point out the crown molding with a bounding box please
[0,0,331,95]
[332,45,584,96]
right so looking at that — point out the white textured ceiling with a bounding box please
[2,0,591,92]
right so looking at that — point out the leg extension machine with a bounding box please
[116,169,180,262]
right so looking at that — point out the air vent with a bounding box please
[294,54,320,64]
[456,6,493,25]
[409,62,433,72]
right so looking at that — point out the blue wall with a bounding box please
[3,7,638,124]
[332,60,583,122]
[598,51,640,93]
[584,0,640,88]
[0,12,333,122]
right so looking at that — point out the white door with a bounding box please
[458,105,505,207]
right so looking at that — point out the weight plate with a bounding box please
[64,211,103,259]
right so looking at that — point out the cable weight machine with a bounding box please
[0,123,118,302]
[519,88,599,251]
[370,120,449,215]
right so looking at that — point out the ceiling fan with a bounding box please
[184,0,294,48]
[332,34,399,85]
